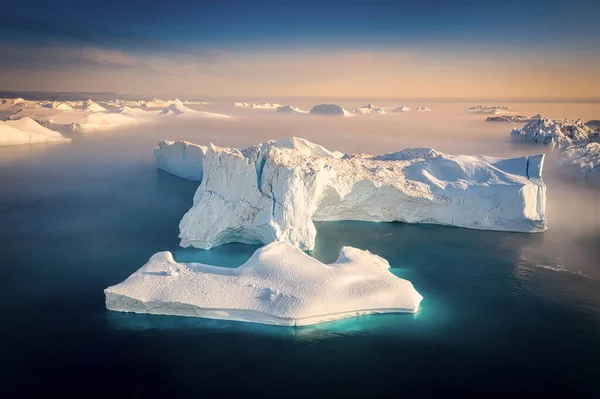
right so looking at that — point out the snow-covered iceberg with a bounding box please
[486,115,537,123]
[81,100,107,112]
[510,116,593,148]
[392,106,411,112]
[42,102,74,111]
[560,142,600,185]
[468,105,511,114]
[309,104,353,117]
[104,242,423,326]
[235,102,282,109]
[155,137,343,181]
[276,105,308,114]
[159,100,232,118]
[0,117,71,146]
[178,138,547,251]
[415,106,431,112]
[155,140,207,181]
[353,104,385,114]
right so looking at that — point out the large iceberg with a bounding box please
[510,116,593,148]
[486,115,537,123]
[177,138,547,251]
[0,117,71,146]
[309,104,353,116]
[155,137,343,181]
[468,105,511,114]
[104,242,423,326]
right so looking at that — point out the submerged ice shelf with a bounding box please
[105,242,423,326]
[155,137,548,251]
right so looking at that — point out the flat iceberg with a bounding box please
[309,104,353,116]
[510,116,593,148]
[104,242,423,326]
[235,102,282,109]
[0,117,71,146]
[468,105,511,114]
[178,138,547,251]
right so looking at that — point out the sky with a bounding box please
[0,0,599,100]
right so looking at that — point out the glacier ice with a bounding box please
[0,117,71,146]
[352,104,385,114]
[175,137,547,251]
[468,105,511,114]
[486,115,537,123]
[560,142,600,185]
[276,105,308,114]
[104,242,423,326]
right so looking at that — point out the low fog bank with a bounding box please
[1,101,598,278]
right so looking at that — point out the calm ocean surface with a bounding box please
[1,111,599,396]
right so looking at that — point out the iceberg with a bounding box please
[235,102,282,109]
[560,142,600,185]
[155,140,207,181]
[0,117,71,146]
[392,106,411,112]
[155,137,343,181]
[468,105,511,114]
[486,115,537,123]
[42,102,74,111]
[415,106,431,112]
[352,104,385,114]
[104,242,423,326]
[585,120,600,131]
[159,99,232,118]
[275,105,308,114]
[309,104,353,117]
[510,116,593,148]
[81,100,107,112]
[177,138,547,251]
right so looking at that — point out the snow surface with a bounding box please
[510,116,593,148]
[276,105,308,114]
[0,117,71,146]
[104,242,423,326]
[155,137,343,181]
[309,104,353,117]
[178,138,547,251]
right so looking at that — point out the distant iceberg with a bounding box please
[42,102,74,111]
[510,115,593,148]
[235,102,282,109]
[176,137,547,251]
[275,105,308,114]
[309,104,353,116]
[415,106,431,112]
[81,100,107,113]
[486,115,537,123]
[0,117,71,146]
[392,106,411,112]
[159,99,232,118]
[468,105,510,114]
[105,242,423,326]
[352,104,385,114]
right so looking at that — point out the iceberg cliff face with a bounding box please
[105,242,423,326]
[155,140,207,181]
[560,142,600,186]
[177,138,547,251]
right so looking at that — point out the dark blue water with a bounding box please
[1,134,599,396]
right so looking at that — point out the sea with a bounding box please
[0,101,598,396]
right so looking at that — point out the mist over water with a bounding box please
[0,100,599,395]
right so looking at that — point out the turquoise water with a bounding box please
[1,132,599,396]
